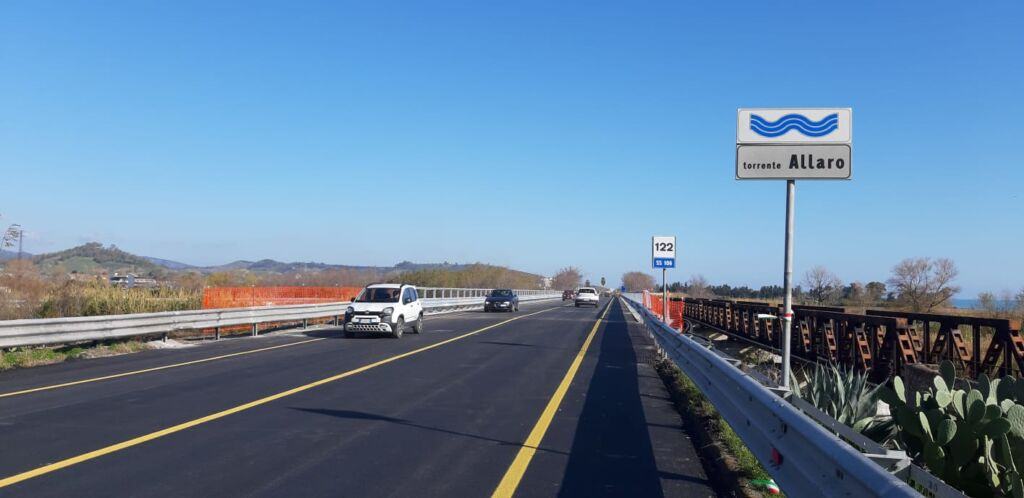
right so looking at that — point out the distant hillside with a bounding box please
[142,256,195,270]
[31,243,165,277]
[190,259,470,275]
[23,243,537,287]
[0,249,32,261]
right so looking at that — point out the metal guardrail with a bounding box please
[620,294,919,497]
[419,290,561,315]
[0,288,561,349]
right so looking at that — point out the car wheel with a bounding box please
[344,330,354,338]
[412,314,424,334]
[391,317,404,339]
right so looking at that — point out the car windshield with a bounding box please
[355,287,401,303]
[489,289,513,297]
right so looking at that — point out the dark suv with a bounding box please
[484,289,519,312]
[562,290,574,301]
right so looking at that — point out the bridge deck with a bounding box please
[0,299,713,497]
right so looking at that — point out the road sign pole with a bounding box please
[781,179,795,389]
[736,108,851,389]
[662,268,668,323]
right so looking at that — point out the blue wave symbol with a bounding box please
[750,113,838,137]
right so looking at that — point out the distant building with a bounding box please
[109,272,159,288]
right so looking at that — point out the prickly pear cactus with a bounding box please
[881,360,1024,497]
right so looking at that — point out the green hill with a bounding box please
[32,243,165,277]
[23,243,545,288]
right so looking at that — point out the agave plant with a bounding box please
[790,362,897,444]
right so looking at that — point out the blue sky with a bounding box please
[2,1,1022,295]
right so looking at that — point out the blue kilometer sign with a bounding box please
[652,236,676,269]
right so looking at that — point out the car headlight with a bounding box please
[346,306,355,314]
[382,307,394,315]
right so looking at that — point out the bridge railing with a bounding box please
[620,294,920,497]
[682,298,1023,381]
[0,288,562,349]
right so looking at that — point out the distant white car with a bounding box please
[574,287,600,308]
[344,283,424,338]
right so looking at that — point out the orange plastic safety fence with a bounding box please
[644,293,686,332]
[650,295,664,317]
[669,300,685,331]
[202,286,362,309]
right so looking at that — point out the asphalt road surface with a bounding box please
[0,298,715,497]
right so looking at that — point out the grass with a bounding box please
[0,340,150,371]
[34,282,201,318]
[718,420,774,482]
[655,357,779,496]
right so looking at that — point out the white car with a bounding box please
[574,287,600,307]
[344,283,424,338]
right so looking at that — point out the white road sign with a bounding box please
[736,144,851,180]
[652,236,676,269]
[737,108,851,144]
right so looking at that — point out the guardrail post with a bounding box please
[302,318,308,329]
[252,323,259,337]
[333,315,339,326]
[215,326,221,341]
[162,332,168,343]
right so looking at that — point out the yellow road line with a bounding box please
[491,301,611,498]
[0,338,327,399]
[0,306,558,489]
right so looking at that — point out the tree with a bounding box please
[843,281,884,307]
[1016,289,1024,322]
[600,276,606,287]
[551,266,582,290]
[206,270,259,287]
[399,264,542,289]
[803,266,843,305]
[978,290,1018,318]
[172,272,206,292]
[844,281,865,305]
[978,291,998,314]
[865,281,887,304]
[622,271,656,292]
[686,274,713,298]
[887,257,960,312]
